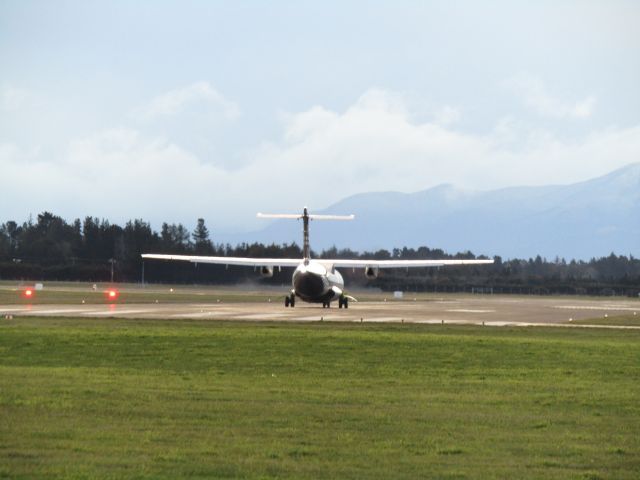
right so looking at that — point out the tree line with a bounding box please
[1,212,638,296]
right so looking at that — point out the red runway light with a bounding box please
[105,289,120,301]
[20,287,35,300]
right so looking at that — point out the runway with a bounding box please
[3,295,639,328]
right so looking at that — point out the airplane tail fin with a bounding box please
[257,208,354,262]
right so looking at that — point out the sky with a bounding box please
[1,1,639,234]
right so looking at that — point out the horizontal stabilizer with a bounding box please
[256,213,301,219]
[308,214,355,221]
[257,213,354,221]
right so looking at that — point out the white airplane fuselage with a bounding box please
[292,261,344,304]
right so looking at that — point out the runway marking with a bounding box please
[360,317,404,323]
[5,299,639,329]
[297,315,324,321]
[555,305,638,312]
[190,304,237,308]
[415,319,640,330]
[83,309,159,316]
[415,318,461,324]
[170,311,233,318]
[446,309,495,313]
[484,321,520,326]
[563,324,640,330]
[29,308,99,315]
[297,315,345,321]
[233,313,288,320]
[170,308,242,316]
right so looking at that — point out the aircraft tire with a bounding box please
[285,296,290,307]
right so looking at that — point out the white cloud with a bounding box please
[0,85,38,111]
[1,130,244,231]
[504,73,596,119]
[132,81,240,121]
[433,105,461,126]
[241,89,638,211]
[281,106,338,143]
[1,88,638,232]
[128,82,243,169]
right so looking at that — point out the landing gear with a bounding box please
[285,293,295,308]
[322,301,330,308]
[338,296,349,309]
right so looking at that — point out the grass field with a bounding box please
[1,318,639,479]
[0,281,397,305]
[3,280,637,308]
[0,282,274,305]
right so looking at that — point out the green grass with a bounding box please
[3,279,636,306]
[0,281,398,305]
[1,318,639,479]
[0,284,278,305]
[0,282,487,306]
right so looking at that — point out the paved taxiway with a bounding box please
[2,295,639,328]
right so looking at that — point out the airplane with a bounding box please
[141,207,493,309]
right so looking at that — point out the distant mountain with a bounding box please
[219,163,640,260]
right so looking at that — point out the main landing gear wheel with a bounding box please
[322,301,330,308]
[285,294,295,308]
[338,296,349,309]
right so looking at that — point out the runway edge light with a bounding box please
[105,288,120,301]
[21,287,35,299]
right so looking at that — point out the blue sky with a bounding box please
[1,1,639,232]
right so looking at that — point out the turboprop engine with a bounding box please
[364,266,379,279]
[259,266,274,278]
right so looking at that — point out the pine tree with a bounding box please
[192,218,213,254]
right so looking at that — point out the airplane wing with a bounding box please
[141,254,493,269]
[320,258,494,268]
[140,254,302,268]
